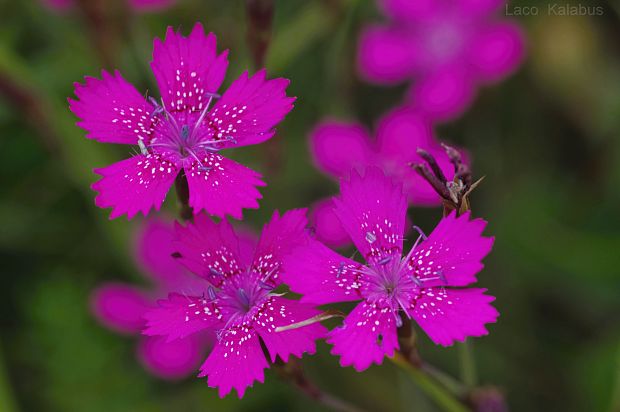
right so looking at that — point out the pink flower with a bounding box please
[41,0,176,13]
[282,167,498,371]
[90,218,240,379]
[70,23,295,219]
[358,0,525,122]
[309,106,462,247]
[143,210,326,398]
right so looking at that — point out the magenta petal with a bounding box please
[376,106,434,162]
[91,284,151,334]
[137,334,205,380]
[129,0,176,12]
[409,66,476,122]
[333,167,407,262]
[408,211,494,287]
[251,209,308,287]
[184,153,265,219]
[136,218,188,288]
[309,198,351,249]
[143,293,222,341]
[357,26,418,84]
[468,22,526,83]
[69,70,156,144]
[254,297,326,363]
[283,239,363,305]
[309,120,373,178]
[198,325,267,398]
[327,301,399,372]
[235,224,258,267]
[206,70,295,148]
[151,23,229,113]
[92,153,179,219]
[173,214,245,286]
[408,288,498,346]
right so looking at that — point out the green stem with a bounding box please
[458,341,477,387]
[390,353,471,412]
[174,171,193,222]
[422,362,468,397]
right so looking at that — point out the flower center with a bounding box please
[137,94,234,163]
[422,19,465,66]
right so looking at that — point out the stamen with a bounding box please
[148,97,165,118]
[190,93,219,141]
[209,267,223,277]
[207,286,217,301]
[137,139,148,155]
[258,281,272,291]
[412,226,427,241]
[261,264,280,283]
[399,228,427,274]
[181,125,190,140]
[336,262,345,278]
[378,256,392,266]
[365,232,377,244]
[237,289,250,307]
[186,148,206,169]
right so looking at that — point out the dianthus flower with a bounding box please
[91,218,257,379]
[283,167,498,371]
[70,23,294,219]
[144,210,326,397]
[358,0,525,121]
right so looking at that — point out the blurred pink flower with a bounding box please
[70,23,294,219]
[309,106,463,247]
[144,210,326,398]
[358,0,525,122]
[283,167,498,371]
[41,0,176,13]
[91,218,217,379]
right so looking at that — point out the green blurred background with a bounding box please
[1,0,619,411]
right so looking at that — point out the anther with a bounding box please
[181,125,190,140]
[437,270,446,283]
[151,106,164,117]
[412,226,427,241]
[258,281,272,291]
[207,286,217,301]
[209,267,223,277]
[378,256,392,266]
[137,139,148,155]
[336,262,345,278]
[395,314,403,328]
[365,232,377,244]
[237,289,250,307]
